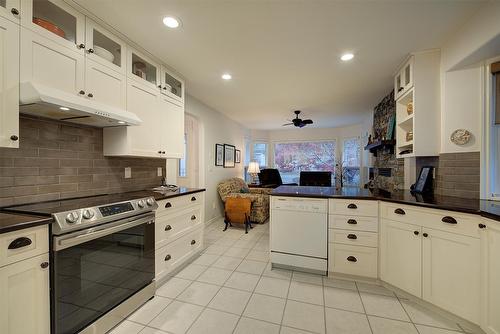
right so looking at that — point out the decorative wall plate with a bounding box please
[450,129,471,145]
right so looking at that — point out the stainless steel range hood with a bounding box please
[19,82,141,127]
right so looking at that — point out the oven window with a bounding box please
[52,223,155,334]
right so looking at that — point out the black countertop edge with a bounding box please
[0,212,52,234]
[150,188,206,201]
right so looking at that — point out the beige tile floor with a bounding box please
[109,219,477,334]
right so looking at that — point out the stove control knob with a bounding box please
[137,200,146,208]
[82,209,95,220]
[65,212,79,224]
[146,198,155,206]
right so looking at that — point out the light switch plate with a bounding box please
[124,167,131,178]
[157,167,162,176]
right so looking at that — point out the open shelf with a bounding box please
[364,139,396,157]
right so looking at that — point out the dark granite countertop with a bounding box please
[0,211,52,234]
[149,187,206,200]
[271,186,500,222]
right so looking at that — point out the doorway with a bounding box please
[176,113,200,188]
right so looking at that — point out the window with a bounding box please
[342,138,361,187]
[253,142,268,168]
[273,141,336,184]
[488,60,500,199]
[178,133,187,177]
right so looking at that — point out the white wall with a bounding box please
[168,95,250,224]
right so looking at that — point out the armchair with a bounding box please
[217,178,272,223]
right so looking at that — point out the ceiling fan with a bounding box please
[282,110,313,128]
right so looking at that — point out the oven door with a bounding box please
[52,213,155,334]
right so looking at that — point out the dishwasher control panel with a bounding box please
[271,196,327,213]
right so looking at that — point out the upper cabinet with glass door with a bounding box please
[0,0,20,22]
[160,66,184,105]
[127,48,160,90]
[20,0,85,54]
[85,18,126,74]
[394,56,414,100]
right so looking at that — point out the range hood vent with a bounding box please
[19,82,141,127]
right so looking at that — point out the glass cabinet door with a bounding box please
[0,0,20,21]
[26,0,85,53]
[129,50,159,88]
[86,19,126,73]
[161,67,183,102]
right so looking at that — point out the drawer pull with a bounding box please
[441,216,457,225]
[191,240,196,245]
[40,262,49,269]
[165,202,172,208]
[347,234,357,240]
[165,225,172,231]
[164,254,171,261]
[8,237,32,250]
[347,203,357,209]
[191,215,196,220]
[394,208,406,215]
[347,219,357,225]
[347,256,357,262]
[191,196,197,201]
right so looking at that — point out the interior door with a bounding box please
[380,219,422,297]
[85,58,126,109]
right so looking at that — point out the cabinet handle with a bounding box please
[165,202,172,208]
[191,196,197,201]
[10,135,18,141]
[347,203,357,209]
[10,8,19,15]
[163,86,167,90]
[87,93,93,98]
[414,230,419,236]
[394,208,405,215]
[347,234,357,240]
[165,225,172,231]
[87,48,94,53]
[347,256,357,262]
[441,216,457,225]
[191,240,196,245]
[164,254,171,261]
[8,237,32,249]
[40,262,49,269]
[79,90,85,95]
[479,223,487,229]
[347,219,357,225]
[191,215,196,220]
[162,151,166,154]
[423,233,429,238]
[398,87,404,92]
[77,43,86,49]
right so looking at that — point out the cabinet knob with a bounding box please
[10,8,19,15]
[347,219,357,225]
[79,90,85,95]
[191,215,196,220]
[441,216,457,225]
[163,86,167,90]
[40,262,49,269]
[191,196,197,201]
[347,234,357,240]
[162,151,166,154]
[191,239,196,245]
[87,93,93,98]
[165,225,172,231]
[414,230,419,236]
[77,43,85,49]
[10,135,18,141]
[164,254,171,261]
[398,87,404,92]
[165,202,172,208]
[347,256,357,262]
[423,233,429,238]
[347,203,357,209]
[394,208,405,215]
[158,85,162,88]
[87,48,94,54]
[479,223,487,229]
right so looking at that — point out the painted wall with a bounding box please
[168,95,250,224]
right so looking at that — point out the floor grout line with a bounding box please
[356,281,375,334]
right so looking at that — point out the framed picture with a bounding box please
[235,150,241,163]
[223,144,235,168]
[215,144,224,166]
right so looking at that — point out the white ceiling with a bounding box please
[73,0,486,130]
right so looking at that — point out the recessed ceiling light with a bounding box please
[118,121,126,124]
[341,53,354,61]
[59,107,70,111]
[221,73,232,80]
[163,16,180,28]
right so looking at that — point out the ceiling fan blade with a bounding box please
[302,119,313,124]
[282,123,293,126]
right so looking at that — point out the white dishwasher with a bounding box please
[270,196,328,274]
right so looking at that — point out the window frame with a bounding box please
[342,137,361,188]
[252,141,269,169]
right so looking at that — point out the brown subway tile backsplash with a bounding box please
[434,151,480,199]
[0,115,166,206]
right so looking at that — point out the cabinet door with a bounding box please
[127,48,160,91]
[402,58,414,92]
[0,16,19,148]
[0,253,50,334]
[482,220,500,334]
[422,228,480,324]
[0,0,20,22]
[20,27,85,96]
[20,0,85,54]
[380,219,422,296]
[85,18,126,74]
[160,66,184,104]
[85,58,126,109]
[394,70,403,99]
[159,96,184,158]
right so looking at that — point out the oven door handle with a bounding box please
[54,214,154,251]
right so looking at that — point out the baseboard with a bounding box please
[205,215,222,227]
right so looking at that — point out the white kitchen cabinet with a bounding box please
[394,56,413,100]
[481,219,500,334]
[0,15,19,148]
[20,0,85,54]
[160,65,184,105]
[0,252,50,334]
[85,58,126,109]
[0,0,20,22]
[422,227,481,324]
[159,95,184,158]
[380,219,422,297]
[128,48,160,91]
[85,18,126,74]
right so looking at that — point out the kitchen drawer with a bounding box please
[329,215,378,232]
[155,226,203,279]
[156,192,204,215]
[329,229,378,248]
[380,202,480,238]
[155,207,202,249]
[329,199,378,217]
[329,243,378,278]
[0,225,48,268]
